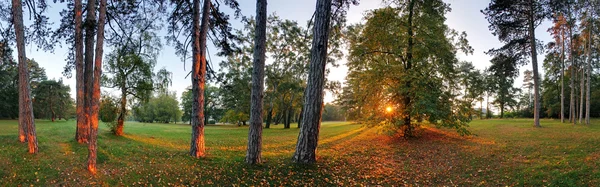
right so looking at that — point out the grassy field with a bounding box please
[1,119,599,186]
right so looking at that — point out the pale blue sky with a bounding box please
[21,0,551,104]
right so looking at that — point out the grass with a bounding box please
[0,118,599,186]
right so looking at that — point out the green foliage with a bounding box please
[181,85,223,124]
[32,79,74,121]
[0,55,47,119]
[220,110,249,125]
[181,88,193,123]
[133,92,182,123]
[99,95,120,132]
[340,4,473,137]
[322,104,345,121]
[488,53,520,118]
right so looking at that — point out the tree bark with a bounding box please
[265,101,273,128]
[528,0,541,127]
[245,0,267,165]
[292,0,332,164]
[579,62,585,123]
[480,100,483,119]
[74,0,86,143]
[190,0,210,158]
[297,105,304,128]
[284,93,295,129]
[560,28,565,123]
[586,13,593,125]
[402,0,416,136]
[12,0,38,153]
[116,86,126,135]
[82,0,97,143]
[88,0,106,174]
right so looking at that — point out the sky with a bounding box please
[21,0,553,106]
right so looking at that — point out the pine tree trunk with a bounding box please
[88,0,106,174]
[82,0,96,143]
[528,0,541,127]
[74,0,86,143]
[579,64,585,123]
[586,15,593,125]
[190,0,210,158]
[292,0,332,164]
[245,0,267,165]
[12,0,38,153]
[560,31,565,123]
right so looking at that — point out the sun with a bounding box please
[386,106,393,113]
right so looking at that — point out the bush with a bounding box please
[99,96,119,133]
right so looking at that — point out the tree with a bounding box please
[133,92,182,123]
[292,0,333,164]
[33,79,74,121]
[488,53,520,118]
[102,51,155,135]
[322,104,344,121]
[482,0,549,127]
[73,0,85,143]
[548,13,569,122]
[101,0,164,136]
[246,0,268,165]
[0,57,47,120]
[181,88,193,124]
[166,0,241,159]
[12,0,38,153]
[339,0,473,141]
[88,0,107,174]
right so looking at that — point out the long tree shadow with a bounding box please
[306,126,513,186]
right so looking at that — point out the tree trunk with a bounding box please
[116,87,126,135]
[560,28,565,123]
[292,0,332,164]
[480,99,483,119]
[486,92,490,119]
[74,0,86,143]
[265,101,273,128]
[274,112,281,125]
[579,63,585,123]
[246,0,267,164]
[586,12,593,125]
[528,0,541,127]
[284,93,295,129]
[88,0,106,174]
[402,0,416,137]
[82,0,97,143]
[190,0,210,158]
[500,103,504,118]
[297,105,304,128]
[12,0,38,153]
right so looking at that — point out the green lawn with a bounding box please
[1,119,599,186]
